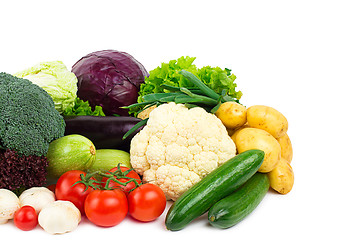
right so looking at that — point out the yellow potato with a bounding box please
[230,123,250,142]
[268,157,294,194]
[215,102,247,129]
[247,105,288,139]
[234,128,281,173]
[277,133,293,163]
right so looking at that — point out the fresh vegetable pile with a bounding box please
[0,51,294,234]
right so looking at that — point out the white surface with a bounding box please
[1,0,336,238]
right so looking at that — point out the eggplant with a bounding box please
[63,116,142,151]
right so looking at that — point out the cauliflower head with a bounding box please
[130,102,236,201]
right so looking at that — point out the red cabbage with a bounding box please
[72,50,149,116]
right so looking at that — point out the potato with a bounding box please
[267,157,294,194]
[247,105,288,139]
[230,123,250,142]
[234,128,281,173]
[215,102,247,129]
[277,133,293,163]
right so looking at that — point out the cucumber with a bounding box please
[46,134,96,180]
[208,172,269,229]
[165,149,265,231]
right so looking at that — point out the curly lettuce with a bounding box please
[63,97,105,117]
[135,56,242,116]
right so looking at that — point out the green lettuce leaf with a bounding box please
[62,97,105,117]
[137,56,198,102]
[197,66,242,100]
[15,61,78,114]
[133,56,242,115]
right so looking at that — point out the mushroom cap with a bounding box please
[0,189,20,221]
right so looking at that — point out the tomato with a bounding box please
[47,184,56,193]
[55,170,95,214]
[101,166,141,195]
[84,189,128,227]
[128,183,166,222]
[14,206,38,231]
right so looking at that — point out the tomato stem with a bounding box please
[71,172,101,191]
[73,164,142,192]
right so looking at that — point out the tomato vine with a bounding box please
[74,164,142,192]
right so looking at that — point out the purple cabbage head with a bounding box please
[72,50,149,116]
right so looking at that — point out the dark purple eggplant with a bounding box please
[63,116,142,151]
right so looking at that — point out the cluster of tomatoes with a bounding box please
[54,166,167,227]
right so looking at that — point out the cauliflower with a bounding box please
[130,102,236,201]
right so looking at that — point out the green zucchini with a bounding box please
[165,149,265,231]
[89,149,131,172]
[208,172,269,229]
[46,134,96,180]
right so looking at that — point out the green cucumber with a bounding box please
[208,172,269,229]
[46,134,96,180]
[165,149,265,231]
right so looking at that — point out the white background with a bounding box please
[1,0,336,239]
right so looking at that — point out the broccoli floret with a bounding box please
[0,72,65,156]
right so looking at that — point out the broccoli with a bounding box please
[0,72,65,156]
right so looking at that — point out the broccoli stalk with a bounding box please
[0,72,65,192]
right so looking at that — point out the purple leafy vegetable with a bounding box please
[72,50,149,116]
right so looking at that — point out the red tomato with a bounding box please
[14,206,38,231]
[84,189,128,227]
[128,183,166,222]
[55,170,95,214]
[101,166,141,195]
[47,184,56,193]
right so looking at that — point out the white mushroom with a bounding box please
[38,200,81,234]
[19,187,55,214]
[0,189,21,224]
